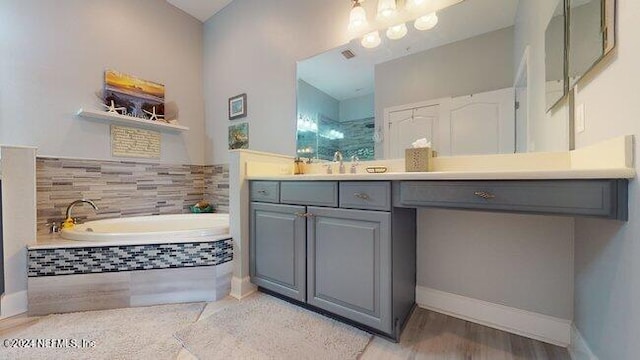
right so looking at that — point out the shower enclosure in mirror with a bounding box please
[296,0,615,160]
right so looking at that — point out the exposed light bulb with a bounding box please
[386,23,408,40]
[406,0,428,11]
[361,31,382,49]
[376,0,397,21]
[414,12,438,31]
[348,1,368,32]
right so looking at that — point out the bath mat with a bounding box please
[0,302,205,360]
[175,293,373,360]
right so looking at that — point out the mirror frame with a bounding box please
[546,0,570,112]
[567,0,617,89]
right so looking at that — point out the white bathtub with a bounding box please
[60,214,229,243]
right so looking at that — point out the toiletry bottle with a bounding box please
[294,157,303,175]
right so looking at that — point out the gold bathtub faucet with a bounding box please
[62,199,99,229]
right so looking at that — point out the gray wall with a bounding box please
[572,1,640,358]
[204,0,575,321]
[375,27,515,157]
[339,93,374,122]
[0,0,205,164]
[417,209,574,319]
[203,0,351,165]
[297,80,339,122]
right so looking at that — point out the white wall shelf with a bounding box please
[77,109,189,132]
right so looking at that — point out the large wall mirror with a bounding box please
[568,0,616,88]
[296,0,616,161]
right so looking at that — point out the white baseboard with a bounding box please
[416,286,571,347]
[569,324,598,360]
[1,290,28,319]
[229,276,257,300]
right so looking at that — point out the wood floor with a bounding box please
[361,308,570,360]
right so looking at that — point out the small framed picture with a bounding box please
[229,93,247,120]
[229,123,249,150]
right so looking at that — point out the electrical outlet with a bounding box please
[576,103,586,133]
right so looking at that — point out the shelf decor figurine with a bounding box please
[101,100,127,115]
[143,106,165,122]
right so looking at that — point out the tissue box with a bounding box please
[405,148,432,172]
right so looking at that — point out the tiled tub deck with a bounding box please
[27,238,233,315]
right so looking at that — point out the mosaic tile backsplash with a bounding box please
[28,238,233,277]
[36,158,230,235]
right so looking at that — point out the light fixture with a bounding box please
[361,31,382,48]
[406,0,428,12]
[414,12,438,31]
[348,0,368,32]
[386,23,408,40]
[376,0,397,21]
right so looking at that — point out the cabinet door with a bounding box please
[307,207,392,333]
[250,202,306,302]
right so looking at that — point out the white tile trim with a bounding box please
[569,324,599,360]
[230,276,256,300]
[1,291,28,319]
[416,286,571,346]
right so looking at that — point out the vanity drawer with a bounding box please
[340,182,391,211]
[250,181,280,203]
[398,180,627,219]
[280,181,338,207]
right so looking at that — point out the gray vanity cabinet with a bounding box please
[250,202,307,302]
[306,207,392,333]
[249,180,416,341]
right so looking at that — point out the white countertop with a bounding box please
[30,233,232,250]
[247,168,636,181]
[245,136,636,182]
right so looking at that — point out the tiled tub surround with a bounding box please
[28,239,233,277]
[36,157,230,235]
[205,164,230,213]
[27,238,233,315]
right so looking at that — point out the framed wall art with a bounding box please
[229,93,247,120]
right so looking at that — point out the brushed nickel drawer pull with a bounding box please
[354,192,370,200]
[295,212,306,217]
[305,213,315,218]
[257,190,269,195]
[474,191,496,200]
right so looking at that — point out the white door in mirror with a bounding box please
[385,88,515,158]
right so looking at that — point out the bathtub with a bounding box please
[60,213,229,243]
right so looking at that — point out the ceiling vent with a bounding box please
[341,49,356,60]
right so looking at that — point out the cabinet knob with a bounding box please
[354,192,370,200]
[474,191,496,200]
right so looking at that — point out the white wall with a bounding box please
[514,0,569,152]
[0,0,205,164]
[571,1,640,358]
[204,0,575,321]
